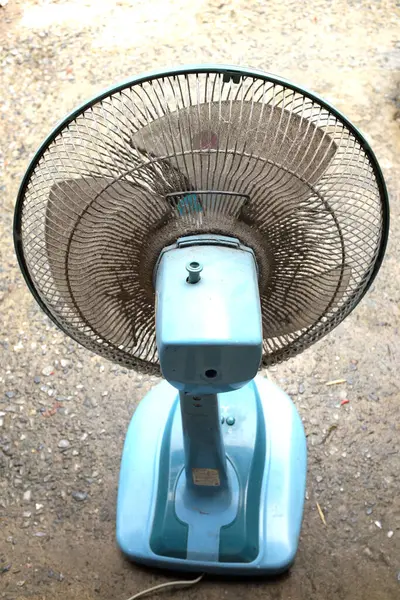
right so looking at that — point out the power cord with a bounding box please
[125,573,205,600]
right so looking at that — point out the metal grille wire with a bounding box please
[14,68,389,373]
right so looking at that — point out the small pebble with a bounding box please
[72,490,88,502]
[366,507,373,515]
[34,376,41,384]
[60,359,70,368]
[363,547,373,559]
[58,439,70,450]
[374,520,382,529]
[316,475,323,483]
[23,490,32,502]
[48,568,64,581]
[42,365,54,377]
[1,564,11,574]
[298,383,305,394]
[2,443,12,456]
[387,530,394,538]
[5,391,15,398]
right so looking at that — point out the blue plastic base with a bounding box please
[116,376,307,575]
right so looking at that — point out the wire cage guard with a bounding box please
[14,65,389,375]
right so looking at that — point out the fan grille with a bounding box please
[15,67,388,373]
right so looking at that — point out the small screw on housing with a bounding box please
[186,261,203,284]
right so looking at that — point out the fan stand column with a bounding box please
[152,234,264,505]
[179,391,229,491]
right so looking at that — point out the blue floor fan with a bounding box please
[14,66,388,575]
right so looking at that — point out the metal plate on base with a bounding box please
[116,376,307,575]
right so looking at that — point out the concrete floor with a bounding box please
[1,1,399,599]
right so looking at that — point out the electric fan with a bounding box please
[14,65,389,575]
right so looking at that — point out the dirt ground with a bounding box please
[1,1,399,599]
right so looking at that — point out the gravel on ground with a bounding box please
[1,2,399,599]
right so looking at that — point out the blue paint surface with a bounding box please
[117,376,307,575]
[176,194,203,215]
[155,239,262,395]
[117,238,306,574]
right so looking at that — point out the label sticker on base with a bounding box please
[192,468,220,486]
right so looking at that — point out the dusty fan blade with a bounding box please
[45,177,171,361]
[262,264,352,338]
[130,100,337,217]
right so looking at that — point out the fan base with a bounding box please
[116,375,306,575]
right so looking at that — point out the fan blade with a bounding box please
[262,264,351,338]
[130,101,337,220]
[45,177,168,360]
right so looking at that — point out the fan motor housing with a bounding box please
[155,235,263,395]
